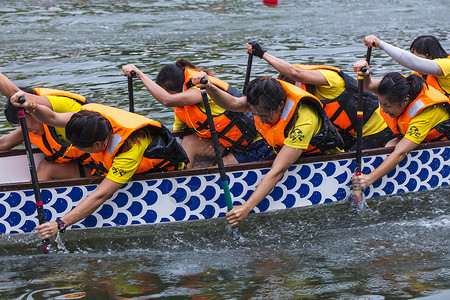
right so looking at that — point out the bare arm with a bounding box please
[226,145,304,226]
[353,137,418,189]
[10,90,73,128]
[192,72,250,112]
[0,128,24,150]
[122,64,202,107]
[252,49,329,85]
[35,177,123,239]
[353,60,381,94]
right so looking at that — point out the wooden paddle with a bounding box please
[352,47,372,214]
[128,70,136,112]
[243,53,253,94]
[18,97,52,253]
[199,78,241,239]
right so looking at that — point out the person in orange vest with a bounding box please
[246,41,396,151]
[0,72,105,181]
[364,34,450,97]
[122,59,273,169]
[193,73,344,227]
[352,62,450,191]
[10,91,187,238]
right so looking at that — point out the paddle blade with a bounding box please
[350,190,371,217]
[226,224,243,242]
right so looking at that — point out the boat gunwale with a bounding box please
[1,140,449,192]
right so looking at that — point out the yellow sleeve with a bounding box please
[46,96,83,113]
[106,135,152,184]
[404,104,450,144]
[172,114,188,132]
[283,103,322,149]
[46,96,83,142]
[434,58,450,93]
[314,69,346,101]
[358,107,388,137]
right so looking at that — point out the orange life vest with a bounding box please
[412,56,450,97]
[27,88,93,164]
[291,64,380,137]
[83,104,187,175]
[173,68,258,149]
[380,85,450,142]
[255,80,343,155]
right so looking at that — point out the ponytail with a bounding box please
[156,58,202,93]
[378,72,426,104]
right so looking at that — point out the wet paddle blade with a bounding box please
[226,224,243,242]
[351,191,371,217]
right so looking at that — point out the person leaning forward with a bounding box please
[193,73,344,227]
[10,91,188,239]
[351,61,450,192]
[122,59,274,169]
[0,71,105,181]
[246,41,396,151]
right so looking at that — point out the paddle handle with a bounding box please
[243,53,253,94]
[17,99,51,253]
[355,47,372,174]
[128,71,136,113]
[199,79,234,211]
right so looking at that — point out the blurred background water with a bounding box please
[0,0,449,299]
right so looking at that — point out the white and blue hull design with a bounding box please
[1,142,449,234]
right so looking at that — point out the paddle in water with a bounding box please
[351,47,372,216]
[18,96,52,253]
[199,78,242,240]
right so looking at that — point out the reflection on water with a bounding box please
[1,0,449,298]
[1,187,449,298]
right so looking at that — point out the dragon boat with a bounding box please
[1,140,449,235]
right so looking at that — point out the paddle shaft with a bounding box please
[355,47,372,175]
[128,71,136,112]
[243,53,253,94]
[199,82,233,212]
[17,98,51,253]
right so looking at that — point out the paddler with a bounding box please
[193,73,344,227]
[10,92,187,239]
[122,59,274,169]
[246,41,396,151]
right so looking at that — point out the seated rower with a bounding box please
[246,41,396,151]
[364,34,450,97]
[10,91,187,238]
[352,62,450,192]
[193,73,344,227]
[0,72,103,181]
[122,59,273,169]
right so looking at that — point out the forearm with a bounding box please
[206,84,249,112]
[263,52,301,81]
[367,140,415,184]
[0,128,24,150]
[0,72,20,99]
[139,73,178,107]
[380,41,441,75]
[363,74,380,94]
[60,178,120,226]
[244,168,285,212]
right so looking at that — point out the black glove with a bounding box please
[249,41,266,58]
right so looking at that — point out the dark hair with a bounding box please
[3,87,37,124]
[377,72,427,104]
[246,76,287,111]
[155,58,198,93]
[410,35,449,59]
[65,110,112,148]
[277,73,295,85]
